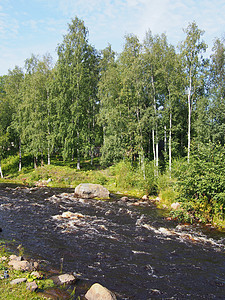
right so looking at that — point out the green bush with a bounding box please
[170,143,225,226]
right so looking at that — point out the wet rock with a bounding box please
[0,256,7,261]
[33,261,39,270]
[10,278,27,285]
[120,196,129,202]
[61,211,85,219]
[158,227,174,236]
[150,289,161,295]
[171,202,181,210]
[75,183,110,199]
[53,211,85,220]
[85,283,117,300]
[26,281,38,292]
[8,259,34,271]
[31,271,42,279]
[9,255,23,261]
[51,273,76,285]
[40,287,71,300]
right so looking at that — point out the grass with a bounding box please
[0,240,50,300]
[0,156,148,198]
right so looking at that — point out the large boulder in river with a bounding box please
[85,283,117,300]
[75,183,110,199]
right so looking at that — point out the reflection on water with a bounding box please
[0,184,224,299]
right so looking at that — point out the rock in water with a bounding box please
[85,283,117,300]
[51,273,76,285]
[75,183,110,199]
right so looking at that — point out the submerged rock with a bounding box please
[85,283,117,300]
[75,183,110,199]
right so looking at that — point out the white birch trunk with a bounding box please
[34,156,37,169]
[156,129,159,176]
[164,125,167,154]
[77,131,80,170]
[48,149,51,165]
[19,138,22,172]
[152,75,158,176]
[169,111,172,176]
[187,71,192,163]
[0,160,3,178]
[152,129,156,165]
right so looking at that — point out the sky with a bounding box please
[0,0,225,75]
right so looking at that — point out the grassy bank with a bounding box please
[0,240,53,300]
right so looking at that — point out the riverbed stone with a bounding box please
[31,271,42,279]
[8,259,34,271]
[75,183,110,199]
[0,256,7,261]
[9,255,23,261]
[26,281,38,292]
[142,195,149,200]
[51,273,76,285]
[85,283,117,300]
[120,196,129,202]
[10,278,27,285]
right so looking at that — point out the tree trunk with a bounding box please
[41,152,44,166]
[34,156,37,169]
[91,151,94,166]
[187,73,192,163]
[151,75,158,176]
[156,129,159,177]
[152,129,156,165]
[48,149,51,165]
[77,131,81,170]
[19,138,22,172]
[0,159,3,178]
[140,150,145,180]
[164,125,167,155]
[169,111,172,176]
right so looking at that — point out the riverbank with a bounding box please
[1,158,225,231]
[0,240,53,299]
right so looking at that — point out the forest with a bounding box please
[0,17,225,228]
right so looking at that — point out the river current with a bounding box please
[0,184,224,299]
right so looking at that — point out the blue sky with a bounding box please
[0,0,225,75]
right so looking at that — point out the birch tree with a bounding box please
[179,22,207,162]
[55,17,99,169]
[5,67,24,171]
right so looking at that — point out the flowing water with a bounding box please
[0,183,225,299]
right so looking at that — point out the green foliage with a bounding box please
[112,160,157,195]
[37,278,54,290]
[169,143,225,226]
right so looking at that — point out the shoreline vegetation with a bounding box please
[0,153,225,231]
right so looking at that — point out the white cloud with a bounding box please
[1,0,225,75]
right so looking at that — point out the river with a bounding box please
[0,184,224,299]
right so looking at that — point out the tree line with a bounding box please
[0,17,225,178]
